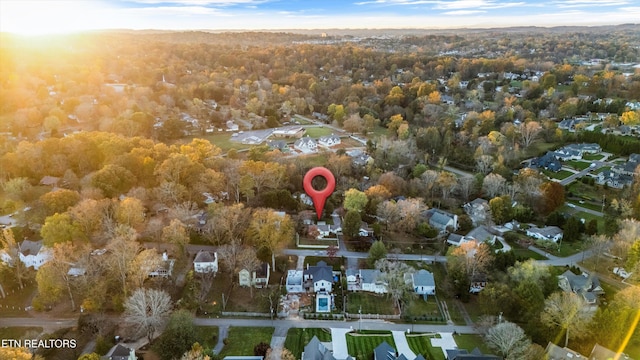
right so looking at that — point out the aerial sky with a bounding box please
[1,0,639,35]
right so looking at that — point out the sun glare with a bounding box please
[0,0,111,36]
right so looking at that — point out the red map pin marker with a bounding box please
[303,167,336,220]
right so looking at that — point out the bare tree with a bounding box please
[124,288,172,343]
[541,291,593,347]
[485,321,531,360]
[375,259,415,316]
[456,176,476,202]
[482,173,506,198]
[217,240,243,280]
[106,225,141,297]
[238,247,261,298]
[518,121,542,148]
[475,155,494,175]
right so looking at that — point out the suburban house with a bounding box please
[373,341,426,360]
[359,222,375,237]
[469,273,488,294]
[318,134,341,147]
[448,226,497,247]
[545,342,587,360]
[294,136,318,153]
[272,126,305,138]
[266,140,289,152]
[589,343,634,360]
[102,344,137,360]
[239,263,270,288]
[148,251,175,278]
[347,269,387,294]
[596,169,633,189]
[463,198,490,226]
[302,336,352,360]
[1,240,51,270]
[424,209,458,233]
[530,151,562,172]
[526,225,563,243]
[39,175,61,187]
[446,348,500,360]
[409,269,436,298]
[225,120,239,131]
[314,221,341,239]
[193,250,218,274]
[558,270,604,305]
[303,261,333,293]
[345,149,373,166]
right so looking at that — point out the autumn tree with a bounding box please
[128,249,164,291]
[248,208,294,268]
[124,288,172,343]
[539,181,565,215]
[152,309,197,360]
[368,240,387,267]
[116,197,146,229]
[344,188,368,213]
[489,195,513,225]
[36,242,88,311]
[541,291,593,348]
[39,188,81,216]
[106,225,141,297]
[621,110,640,126]
[482,173,506,198]
[161,219,189,256]
[589,286,640,352]
[0,228,30,289]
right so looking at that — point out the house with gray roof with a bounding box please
[266,139,289,152]
[374,342,396,360]
[302,336,337,360]
[304,261,333,293]
[463,198,490,226]
[544,342,587,360]
[346,269,387,293]
[465,226,497,245]
[318,134,341,147]
[294,136,318,153]
[424,209,458,233]
[526,225,563,243]
[589,343,634,360]
[101,344,136,360]
[558,270,603,305]
[1,240,52,270]
[409,269,435,298]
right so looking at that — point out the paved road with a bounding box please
[442,165,474,178]
[559,161,605,186]
[281,248,447,263]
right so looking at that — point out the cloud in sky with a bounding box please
[0,0,638,34]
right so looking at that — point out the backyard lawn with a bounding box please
[195,326,219,351]
[566,160,591,171]
[0,281,37,316]
[284,328,332,359]
[405,297,443,322]
[346,331,395,360]
[454,334,494,355]
[542,169,573,180]
[406,333,445,360]
[304,127,335,138]
[347,292,396,315]
[219,327,274,356]
[583,153,605,161]
[200,133,252,152]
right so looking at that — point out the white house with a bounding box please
[294,136,318,153]
[149,251,175,278]
[303,261,333,293]
[1,240,51,270]
[318,134,341,147]
[409,269,436,297]
[359,269,387,294]
[526,225,563,243]
[424,209,458,233]
[193,250,218,274]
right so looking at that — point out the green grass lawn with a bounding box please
[595,166,611,174]
[523,141,559,159]
[284,328,332,359]
[566,160,591,171]
[405,297,442,321]
[347,292,396,315]
[346,331,395,360]
[583,153,605,161]
[406,333,445,360]
[220,327,274,356]
[454,334,494,355]
[304,127,335,138]
[542,169,574,180]
[199,133,252,152]
[195,326,219,351]
[512,247,547,260]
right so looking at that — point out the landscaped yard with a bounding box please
[454,334,494,355]
[304,127,335,138]
[219,327,274,356]
[406,333,445,360]
[195,326,219,351]
[200,133,252,152]
[583,153,605,161]
[566,160,591,171]
[405,297,442,322]
[284,328,332,359]
[346,331,395,360]
[347,292,396,315]
[542,169,574,180]
[0,280,37,316]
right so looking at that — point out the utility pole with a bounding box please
[359,305,362,333]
